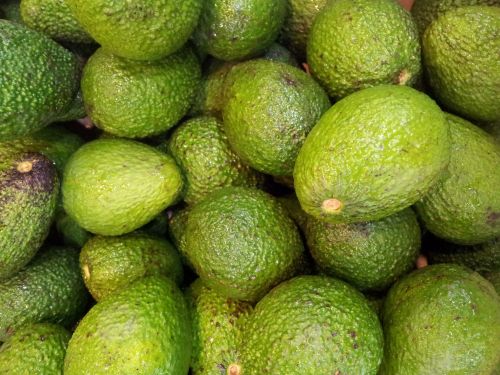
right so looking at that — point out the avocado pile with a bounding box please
[0,0,499,374]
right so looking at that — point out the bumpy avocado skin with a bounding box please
[412,0,500,36]
[415,114,500,244]
[167,206,193,268]
[66,0,202,60]
[307,0,421,99]
[186,279,253,375]
[423,6,500,122]
[0,246,88,341]
[167,116,263,205]
[223,59,330,176]
[82,46,201,138]
[0,149,58,280]
[64,276,192,375]
[0,323,70,374]
[20,0,93,43]
[380,264,500,375]
[62,138,184,236]
[80,232,183,301]
[193,0,287,61]
[185,187,305,302]
[0,20,80,140]
[294,85,450,224]
[238,276,384,375]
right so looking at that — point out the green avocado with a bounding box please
[415,114,500,244]
[167,206,193,269]
[55,209,91,248]
[80,232,183,301]
[422,6,500,122]
[192,0,287,61]
[167,116,263,205]
[294,85,450,224]
[0,323,70,374]
[0,20,80,140]
[66,0,202,60]
[82,46,200,138]
[307,0,421,99]
[0,246,88,341]
[223,59,330,176]
[237,275,384,374]
[185,187,305,302]
[380,264,500,374]
[62,138,184,236]
[0,149,58,280]
[0,0,22,23]
[64,276,192,375]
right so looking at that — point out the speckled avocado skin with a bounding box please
[0,323,70,374]
[294,85,450,224]
[415,114,500,245]
[380,264,500,374]
[238,275,384,374]
[0,149,58,280]
[0,20,80,140]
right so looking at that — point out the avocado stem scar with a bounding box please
[397,69,411,85]
[322,198,343,214]
[16,161,33,173]
[82,264,91,280]
[227,364,241,375]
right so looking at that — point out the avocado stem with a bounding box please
[227,364,241,375]
[16,161,33,173]
[321,198,343,214]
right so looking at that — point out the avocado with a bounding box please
[66,0,202,60]
[167,206,193,268]
[261,42,299,67]
[185,186,305,302]
[80,232,183,301]
[237,275,384,374]
[64,275,192,375]
[82,46,200,138]
[186,279,253,375]
[167,116,263,205]
[276,193,310,231]
[55,209,91,248]
[0,323,70,374]
[62,138,184,236]
[0,149,58,280]
[306,207,421,291]
[20,0,93,43]
[415,114,500,244]
[0,246,88,341]
[307,0,421,100]
[280,0,329,61]
[294,85,450,224]
[223,59,330,176]
[0,20,80,140]
[380,264,500,374]
[422,6,500,122]
[192,0,287,61]
[0,0,22,23]
[53,89,86,122]
[412,0,500,36]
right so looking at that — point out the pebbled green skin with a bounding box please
[0,20,80,140]
[412,0,500,35]
[307,0,421,100]
[280,0,329,61]
[238,276,384,374]
[192,0,287,61]
[294,85,450,224]
[0,124,84,176]
[0,323,70,374]
[56,209,91,248]
[0,246,88,341]
[306,207,421,291]
[167,116,263,205]
[80,232,183,301]
[261,42,299,67]
[167,206,193,269]
[223,59,330,176]
[62,138,184,236]
[20,0,92,43]
[415,114,500,244]
[0,149,58,280]
[423,6,500,122]
[185,187,305,302]
[64,276,192,375]
[380,264,500,374]
[428,237,500,274]
[66,0,202,60]
[186,279,253,375]
[82,46,200,138]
